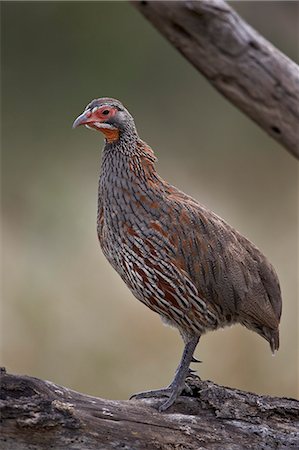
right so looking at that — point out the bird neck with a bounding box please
[100,136,159,188]
[98,135,167,230]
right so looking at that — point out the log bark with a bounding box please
[132,0,299,159]
[1,368,298,450]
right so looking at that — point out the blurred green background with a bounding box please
[2,1,298,400]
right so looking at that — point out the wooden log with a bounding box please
[132,0,299,159]
[1,368,298,449]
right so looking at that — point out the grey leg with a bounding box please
[130,336,200,412]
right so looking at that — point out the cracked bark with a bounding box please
[1,369,298,450]
[132,0,299,159]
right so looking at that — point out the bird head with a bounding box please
[72,97,136,143]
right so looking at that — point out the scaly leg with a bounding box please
[130,336,200,412]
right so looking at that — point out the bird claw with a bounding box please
[191,356,202,363]
[186,367,201,383]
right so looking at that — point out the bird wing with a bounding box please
[160,185,282,332]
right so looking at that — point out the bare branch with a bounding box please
[1,369,298,449]
[132,0,299,159]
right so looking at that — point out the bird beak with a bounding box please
[72,110,93,129]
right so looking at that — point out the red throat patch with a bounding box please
[101,128,120,143]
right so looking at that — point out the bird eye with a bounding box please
[102,109,110,116]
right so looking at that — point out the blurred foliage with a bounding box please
[1,1,298,400]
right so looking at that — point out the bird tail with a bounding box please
[268,328,280,354]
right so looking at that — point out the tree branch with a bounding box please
[132,0,299,159]
[1,368,298,449]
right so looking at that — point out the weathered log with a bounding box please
[1,368,298,449]
[132,0,299,159]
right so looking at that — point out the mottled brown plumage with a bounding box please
[73,98,282,411]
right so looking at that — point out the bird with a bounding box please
[73,97,282,412]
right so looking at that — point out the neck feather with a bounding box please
[101,134,158,184]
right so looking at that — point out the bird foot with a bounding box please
[130,338,201,412]
[130,387,172,400]
[130,382,192,412]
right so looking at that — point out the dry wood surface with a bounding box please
[1,368,298,449]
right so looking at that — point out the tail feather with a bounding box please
[268,328,280,354]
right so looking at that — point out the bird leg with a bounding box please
[130,336,200,412]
